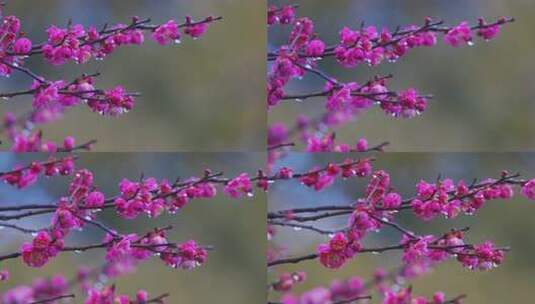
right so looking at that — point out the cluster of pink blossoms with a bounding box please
[104,232,207,271]
[268,157,535,303]
[223,173,253,198]
[1,258,175,303]
[311,169,532,270]
[2,15,217,67]
[115,174,221,219]
[275,264,462,304]
[410,176,516,220]
[2,275,69,303]
[28,76,135,117]
[267,4,512,154]
[20,230,64,267]
[84,287,158,304]
[0,157,75,188]
[0,10,218,152]
[298,159,373,191]
[8,168,211,272]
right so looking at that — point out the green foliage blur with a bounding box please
[0,153,266,303]
[269,0,535,151]
[269,152,535,303]
[0,0,265,151]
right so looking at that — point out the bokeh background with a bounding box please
[269,152,535,303]
[0,153,266,303]
[0,0,265,151]
[269,0,535,151]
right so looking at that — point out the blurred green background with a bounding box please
[269,152,535,303]
[0,153,266,303]
[0,0,265,151]
[269,0,535,151]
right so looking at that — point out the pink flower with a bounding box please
[12,37,32,54]
[53,204,83,231]
[317,232,359,269]
[63,136,75,150]
[402,236,433,264]
[105,234,137,263]
[86,191,105,208]
[268,5,296,25]
[176,240,208,270]
[305,39,326,57]
[268,122,289,146]
[136,290,149,302]
[433,292,446,304]
[444,21,472,47]
[224,173,252,198]
[383,192,402,209]
[84,286,115,304]
[318,244,347,269]
[277,167,294,179]
[46,25,67,44]
[152,20,180,45]
[355,138,368,152]
[477,18,502,40]
[521,179,535,200]
[21,231,63,267]
[32,81,63,109]
[183,17,210,38]
[87,86,134,116]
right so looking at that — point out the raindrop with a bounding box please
[246,192,254,198]
[467,41,474,46]
[174,39,182,44]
